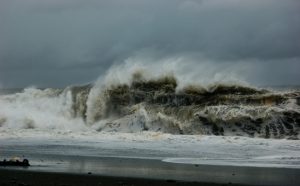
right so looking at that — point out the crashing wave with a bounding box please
[0,73,299,139]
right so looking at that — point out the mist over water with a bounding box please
[0,64,299,139]
[1,3,300,183]
[0,0,300,139]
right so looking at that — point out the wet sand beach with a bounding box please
[1,136,300,186]
[1,155,300,186]
[0,168,244,186]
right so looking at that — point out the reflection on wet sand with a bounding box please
[18,156,300,186]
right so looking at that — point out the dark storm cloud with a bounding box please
[0,0,299,87]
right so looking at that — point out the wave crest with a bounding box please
[0,72,299,139]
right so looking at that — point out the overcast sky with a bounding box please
[0,0,299,88]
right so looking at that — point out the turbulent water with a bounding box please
[0,73,299,139]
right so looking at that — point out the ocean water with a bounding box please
[1,133,300,186]
[0,72,300,175]
[0,72,299,138]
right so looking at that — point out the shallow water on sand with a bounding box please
[1,154,300,186]
[1,134,300,186]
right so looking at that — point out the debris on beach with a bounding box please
[0,157,30,167]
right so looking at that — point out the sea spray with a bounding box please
[0,71,299,139]
[0,87,86,131]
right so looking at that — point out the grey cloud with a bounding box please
[0,0,299,87]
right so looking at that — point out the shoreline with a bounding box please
[0,168,251,186]
[1,136,300,186]
[1,157,300,186]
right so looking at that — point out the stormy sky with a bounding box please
[0,0,299,88]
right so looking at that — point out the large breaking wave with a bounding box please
[0,72,299,139]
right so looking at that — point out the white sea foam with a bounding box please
[0,87,87,131]
[0,65,299,138]
[1,130,299,168]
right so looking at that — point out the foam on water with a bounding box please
[0,67,299,139]
[0,87,87,131]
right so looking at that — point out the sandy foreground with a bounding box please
[0,168,247,186]
[0,159,299,186]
